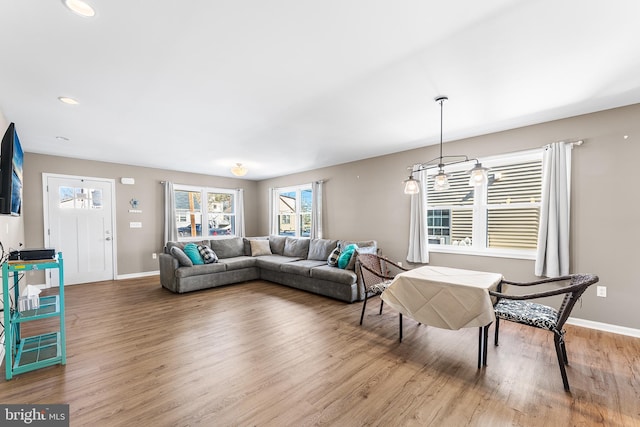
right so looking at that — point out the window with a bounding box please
[273,184,312,237]
[426,149,543,257]
[174,185,236,240]
[59,186,102,209]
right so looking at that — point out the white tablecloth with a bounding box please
[381,266,503,330]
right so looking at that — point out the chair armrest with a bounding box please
[490,282,583,301]
[501,275,574,287]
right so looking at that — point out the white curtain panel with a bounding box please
[535,142,572,277]
[311,180,323,239]
[268,187,277,235]
[406,170,429,264]
[236,188,246,237]
[163,181,177,245]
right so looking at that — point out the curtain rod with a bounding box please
[544,140,584,149]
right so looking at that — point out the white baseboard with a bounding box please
[116,270,159,280]
[567,317,640,338]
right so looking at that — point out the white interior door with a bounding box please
[44,175,116,285]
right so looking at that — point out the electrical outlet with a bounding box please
[596,286,607,297]
[397,261,402,267]
[152,253,157,260]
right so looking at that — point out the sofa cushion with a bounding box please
[250,239,272,256]
[255,255,301,272]
[183,243,204,265]
[175,263,226,278]
[209,237,245,259]
[311,265,357,285]
[308,238,338,261]
[280,259,326,277]
[170,246,193,267]
[198,244,219,264]
[219,256,257,271]
[349,245,377,270]
[338,240,377,252]
[283,237,310,258]
[269,235,287,255]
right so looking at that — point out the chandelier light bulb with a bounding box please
[433,171,450,191]
[403,176,420,194]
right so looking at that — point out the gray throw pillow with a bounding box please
[170,246,193,267]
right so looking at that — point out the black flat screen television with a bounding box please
[0,123,24,216]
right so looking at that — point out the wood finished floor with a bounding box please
[1,277,639,427]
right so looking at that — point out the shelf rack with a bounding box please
[2,253,66,380]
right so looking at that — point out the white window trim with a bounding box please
[426,149,543,260]
[174,184,238,241]
[272,183,312,238]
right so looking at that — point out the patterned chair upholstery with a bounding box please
[490,274,599,392]
[356,254,408,325]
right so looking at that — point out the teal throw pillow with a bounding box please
[337,244,358,269]
[183,243,204,265]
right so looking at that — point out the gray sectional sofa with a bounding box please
[158,235,377,303]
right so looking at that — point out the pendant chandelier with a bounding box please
[403,96,489,194]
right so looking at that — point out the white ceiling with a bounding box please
[1,0,640,180]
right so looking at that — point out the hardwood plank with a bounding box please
[1,277,639,426]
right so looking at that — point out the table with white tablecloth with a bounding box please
[381,265,503,367]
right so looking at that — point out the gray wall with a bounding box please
[17,103,640,330]
[22,155,259,276]
[256,103,640,330]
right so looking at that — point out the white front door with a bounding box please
[44,174,116,285]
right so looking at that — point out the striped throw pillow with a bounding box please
[197,244,218,264]
[327,245,341,267]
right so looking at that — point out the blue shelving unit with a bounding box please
[2,253,66,380]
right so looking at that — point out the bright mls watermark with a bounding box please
[0,404,69,426]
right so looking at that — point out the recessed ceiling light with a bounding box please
[56,136,70,141]
[58,96,79,105]
[62,0,96,17]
